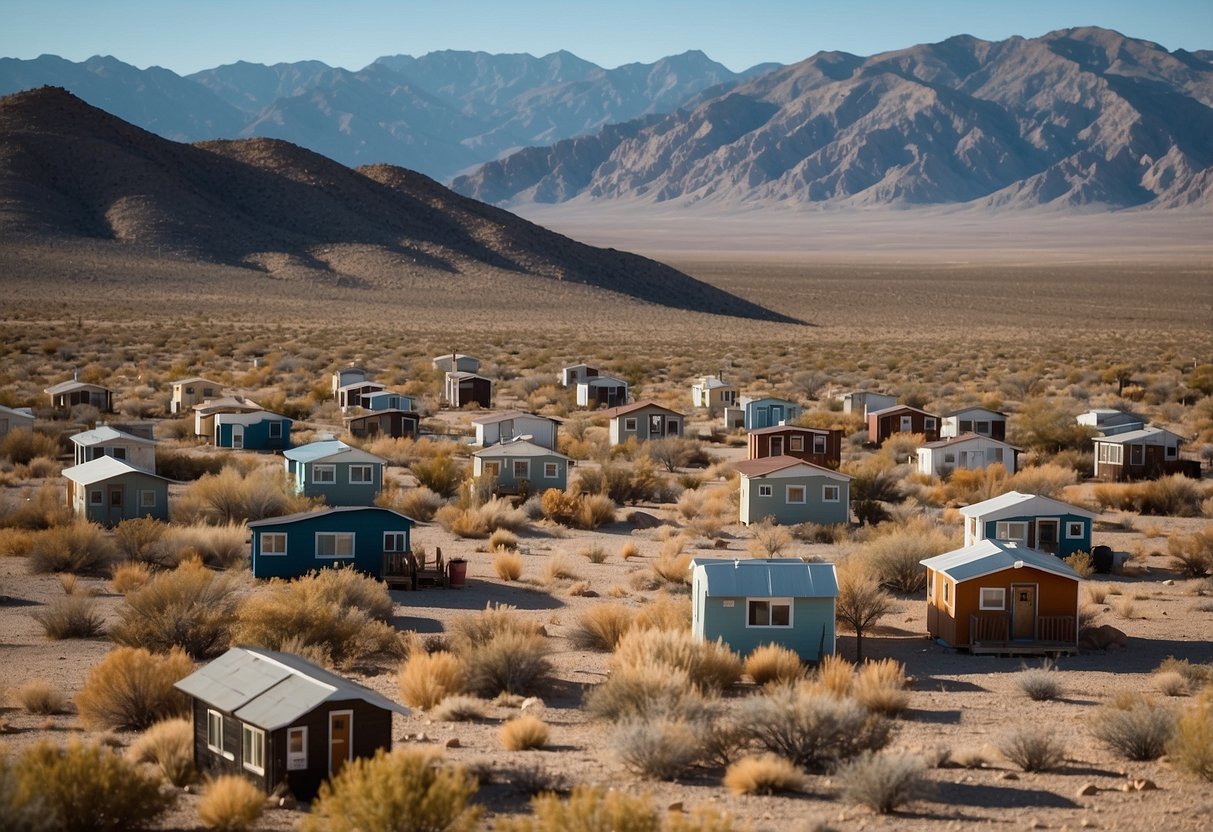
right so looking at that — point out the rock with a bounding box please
[1120,783,1135,792]
[1162,579,1175,586]
[1078,624,1129,651]
[445,738,461,749]
[1077,783,1099,796]
[1080,819,1097,829]
[667,802,684,813]
[1026,818,1044,829]
[1003,772,1021,781]
[521,696,545,713]
[713,538,729,549]
[630,511,663,529]
[1132,779,1158,791]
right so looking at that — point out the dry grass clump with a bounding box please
[723,754,807,796]
[498,785,656,832]
[300,747,482,832]
[173,465,314,524]
[1016,660,1062,701]
[835,750,930,814]
[501,715,550,751]
[1169,689,1213,781]
[1112,596,1138,619]
[1090,696,1176,761]
[463,630,553,698]
[429,695,486,722]
[1,739,176,832]
[127,717,195,787]
[613,628,742,693]
[1007,463,1079,498]
[111,559,154,594]
[610,715,700,779]
[408,454,464,499]
[571,602,637,651]
[812,653,856,698]
[398,651,466,710]
[1156,657,1213,690]
[112,516,167,563]
[0,429,60,465]
[28,521,117,575]
[747,519,793,558]
[0,484,73,530]
[855,516,957,594]
[447,603,545,649]
[541,552,582,587]
[489,528,519,551]
[110,558,241,659]
[578,542,608,563]
[650,540,693,586]
[437,496,530,539]
[619,541,639,560]
[853,658,911,715]
[13,680,69,715]
[75,646,192,731]
[1094,476,1209,517]
[32,591,105,639]
[733,683,891,771]
[1000,726,1066,772]
[377,484,446,522]
[1168,528,1213,578]
[1155,670,1189,697]
[584,665,710,723]
[633,595,692,632]
[1064,550,1094,578]
[538,488,616,530]
[198,774,264,832]
[159,522,248,569]
[492,550,524,581]
[744,643,805,687]
[1085,583,1111,605]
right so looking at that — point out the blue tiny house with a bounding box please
[959,491,1098,558]
[735,456,851,526]
[741,396,803,430]
[362,390,416,413]
[214,411,292,451]
[62,456,171,526]
[473,440,572,496]
[248,507,415,580]
[283,440,386,506]
[691,558,838,662]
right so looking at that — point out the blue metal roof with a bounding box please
[692,558,838,598]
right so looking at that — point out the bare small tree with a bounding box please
[835,564,893,664]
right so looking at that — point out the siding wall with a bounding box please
[696,596,835,661]
[251,510,412,579]
[740,474,849,526]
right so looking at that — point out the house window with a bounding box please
[139,490,156,508]
[268,421,283,439]
[185,386,195,395]
[959,420,973,433]
[287,726,308,771]
[1066,522,1085,539]
[206,709,226,755]
[944,452,956,464]
[943,580,951,605]
[789,436,804,452]
[1097,443,1123,465]
[758,484,773,497]
[513,460,530,479]
[482,461,500,478]
[924,417,937,431]
[975,421,991,436]
[786,485,806,504]
[1165,445,1178,460]
[747,598,793,628]
[979,587,1006,610]
[991,447,1004,463]
[242,724,266,774]
[822,485,840,502]
[203,388,215,397]
[261,532,287,556]
[995,521,1028,544]
[384,532,407,552]
[111,447,127,460]
[316,532,354,558]
[624,418,637,432]
[313,465,336,484]
[348,465,374,484]
[813,435,827,454]
[89,489,103,505]
[544,462,559,478]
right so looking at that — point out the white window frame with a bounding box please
[206,709,231,758]
[746,597,793,628]
[924,417,937,431]
[789,435,804,452]
[623,417,637,432]
[1097,443,1123,465]
[822,484,840,503]
[975,420,991,436]
[287,726,308,771]
[348,464,374,484]
[261,532,287,556]
[89,489,103,506]
[242,723,266,774]
[1065,521,1085,539]
[995,521,1028,544]
[512,459,530,479]
[544,462,559,478]
[1165,444,1178,460]
[268,421,283,439]
[813,434,827,454]
[785,484,807,504]
[139,490,156,508]
[979,587,1006,610]
[312,464,336,484]
[316,532,355,558]
[384,532,408,552]
[757,484,773,498]
[943,579,952,610]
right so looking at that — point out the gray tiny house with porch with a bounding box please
[691,558,838,662]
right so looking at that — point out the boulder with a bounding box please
[1078,624,1129,651]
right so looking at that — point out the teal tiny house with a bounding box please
[62,456,171,526]
[735,456,851,526]
[248,507,415,580]
[740,396,803,430]
[959,491,1098,558]
[284,440,385,506]
[473,439,572,496]
[214,411,292,451]
[691,558,838,661]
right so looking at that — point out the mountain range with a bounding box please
[0,86,793,323]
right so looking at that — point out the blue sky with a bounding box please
[4,0,1210,73]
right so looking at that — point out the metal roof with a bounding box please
[171,377,223,387]
[246,505,417,529]
[691,558,838,598]
[919,433,1018,450]
[70,425,156,447]
[174,646,409,731]
[866,404,938,418]
[746,424,830,437]
[943,407,1006,418]
[735,455,851,480]
[283,440,385,465]
[957,491,1098,521]
[337,380,386,393]
[473,439,569,460]
[920,539,1082,583]
[598,400,684,419]
[192,396,261,414]
[62,456,168,485]
[472,411,556,426]
[739,395,799,407]
[45,380,110,395]
[1092,426,1183,445]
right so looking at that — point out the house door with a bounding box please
[769,436,784,456]
[329,710,352,775]
[649,414,664,437]
[231,425,244,449]
[108,485,124,524]
[960,450,983,469]
[1037,520,1059,554]
[770,405,784,425]
[900,415,913,432]
[1011,585,1036,640]
[1129,444,1144,466]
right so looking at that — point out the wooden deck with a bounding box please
[383,548,447,590]
[968,613,1077,656]
[969,641,1079,657]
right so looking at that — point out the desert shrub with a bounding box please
[159,523,248,569]
[6,739,175,832]
[812,653,855,698]
[76,646,192,731]
[489,529,519,551]
[1155,670,1189,696]
[835,750,929,814]
[610,716,700,780]
[577,493,617,529]
[538,552,581,587]
[110,560,154,594]
[127,718,195,787]
[834,563,894,663]
[578,542,608,564]
[198,774,264,832]
[1064,551,1094,578]
[734,684,891,771]
[110,559,241,659]
[498,785,657,832]
[0,484,73,530]
[447,604,544,650]
[613,628,741,693]
[572,603,637,652]
[300,747,481,832]
[399,651,466,710]
[1091,698,1176,761]
[492,550,523,581]
[1136,475,1205,517]
[1000,726,1065,772]
[377,484,446,522]
[856,517,957,594]
[744,643,804,686]
[13,680,68,715]
[633,595,693,633]
[154,449,229,481]
[794,522,849,544]
[1007,463,1079,498]
[32,591,105,639]
[1168,528,1213,578]
[747,519,792,558]
[1009,400,1093,455]
[853,658,910,715]
[409,455,464,499]
[645,437,707,473]
[429,695,486,722]
[436,497,528,539]
[501,715,550,751]
[1085,583,1110,605]
[1156,656,1213,687]
[0,429,60,465]
[1169,690,1213,781]
[584,665,710,723]
[112,517,167,563]
[650,550,692,586]
[463,631,553,697]
[173,465,314,525]
[619,541,639,560]
[1016,661,1062,701]
[28,521,117,575]
[722,754,807,796]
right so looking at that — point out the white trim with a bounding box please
[384,531,408,552]
[139,489,157,508]
[623,417,637,432]
[789,435,804,452]
[268,420,283,439]
[543,462,559,479]
[1065,521,1085,540]
[813,434,827,454]
[822,484,840,503]
[287,726,308,771]
[979,587,1006,611]
[785,484,807,504]
[512,459,530,480]
[206,709,233,759]
[348,464,374,484]
[746,597,794,628]
[995,521,1028,545]
[242,723,266,775]
[312,464,336,484]
[316,532,355,558]
[926,569,935,601]
[260,532,288,556]
[757,484,773,497]
[89,489,103,505]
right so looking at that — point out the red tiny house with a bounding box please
[746,425,842,469]
[867,404,940,445]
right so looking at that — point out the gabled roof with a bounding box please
[958,490,1098,521]
[740,395,800,407]
[344,408,419,423]
[473,439,570,460]
[0,404,35,421]
[70,425,156,447]
[735,455,851,480]
[62,456,169,485]
[472,410,557,426]
[283,440,385,465]
[193,396,261,414]
[867,404,938,419]
[943,407,1006,419]
[174,646,408,731]
[691,558,839,598]
[746,424,833,437]
[693,376,734,389]
[45,379,110,395]
[337,380,386,393]
[920,539,1082,583]
[213,410,290,423]
[247,506,417,529]
[920,433,1019,450]
[170,376,223,387]
[578,375,628,387]
[1092,426,1183,446]
[599,400,684,419]
[446,371,492,381]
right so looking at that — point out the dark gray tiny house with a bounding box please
[175,646,408,801]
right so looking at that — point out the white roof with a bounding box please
[958,490,1098,521]
[171,376,222,387]
[0,404,35,421]
[62,456,168,485]
[473,439,570,460]
[46,379,110,395]
[193,396,261,414]
[920,539,1081,583]
[283,440,384,465]
[70,425,156,447]
[920,433,1018,450]
[1092,426,1183,446]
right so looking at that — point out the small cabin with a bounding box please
[1077,408,1142,437]
[174,646,408,801]
[841,391,896,418]
[362,390,416,413]
[576,376,629,408]
[691,558,838,661]
[735,456,851,526]
[0,404,35,439]
[473,411,560,451]
[248,506,416,581]
[433,353,481,374]
[344,409,419,440]
[746,425,842,469]
[601,401,684,445]
[867,404,940,445]
[46,379,113,414]
[740,396,803,430]
[959,491,1097,558]
[920,540,1081,654]
[214,411,292,451]
[473,440,572,496]
[62,456,170,526]
[444,372,492,409]
[194,396,262,438]
[70,425,157,472]
[170,377,224,415]
[560,364,599,387]
[940,407,1007,441]
[331,366,370,398]
[283,440,385,506]
[1093,426,1189,482]
[691,376,738,414]
[337,381,386,413]
[917,434,1019,477]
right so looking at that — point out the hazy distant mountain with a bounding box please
[186,59,336,114]
[454,28,1213,210]
[0,87,794,322]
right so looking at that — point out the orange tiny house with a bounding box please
[921,540,1081,655]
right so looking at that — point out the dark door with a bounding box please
[1012,585,1036,640]
[108,485,124,524]
[1037,520,1059,554]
